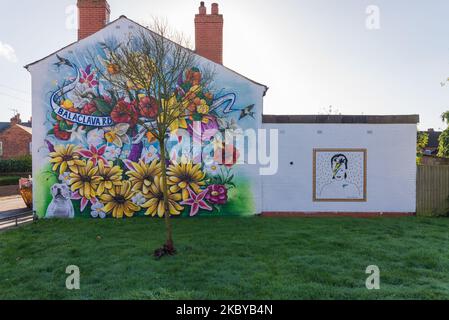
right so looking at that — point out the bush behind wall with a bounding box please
[0,155,32,175]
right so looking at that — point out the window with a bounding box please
[0,141,3,157]
[29,142,32,155]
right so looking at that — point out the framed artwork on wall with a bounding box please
[313,148,367,202]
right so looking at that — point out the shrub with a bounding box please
[0,155,32,174]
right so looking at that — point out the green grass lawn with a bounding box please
[1,216,449,300]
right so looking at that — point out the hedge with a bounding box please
[0,156,32,174]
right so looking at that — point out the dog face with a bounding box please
[51,184,71,201]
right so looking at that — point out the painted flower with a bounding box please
[205,185,228,205]
[100,181,140,219]
[138,96,159,119]
[204,162,221,176]
[81,102,97,115]
[111,99,138,128]
[181,188,212,217]
[69,160,101,200]
[61,99,74,110]
[104,123,130,148]
[49,144,84,174]
[214,143,240,168]
[67,124,87,145]
[162,96,187,133]
[103,145,122,161]
[59,172,71,185]
[132,193,146,206]
[87,128,105,147]
[120,149,131,160]
[187,115,219,142]
[91,202,106,219]
[141,176,183,218]
[167,162,206,201]
[125,159,161,195]
[97,161,123,196]
[79,145,108,166]
[53,123,72,141]
[71,191,98,212]
[141,145,159,163]
[79,65,99,88]
[196,100,210,114]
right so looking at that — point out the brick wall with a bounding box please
[0,126,32,159]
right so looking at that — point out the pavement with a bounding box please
[0,195,33,231]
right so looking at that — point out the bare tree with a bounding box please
[92,19,212,256]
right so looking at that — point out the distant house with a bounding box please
[421,128,441,156]
[0,114,32,159]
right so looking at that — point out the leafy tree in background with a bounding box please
[438,111,449,158]
[417,131,428,164]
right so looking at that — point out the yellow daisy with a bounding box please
[49,144,85,174]
[126,159,162,195]
[100,181,140,219]
[97,161,123,196]
[69,160,101,200]
[141,176,183,218]
[167,162,206,201]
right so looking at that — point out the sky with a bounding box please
[0,0,448,130]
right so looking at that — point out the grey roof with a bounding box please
[262,114,420,124]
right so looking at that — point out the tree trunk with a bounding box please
[159,140,174,252]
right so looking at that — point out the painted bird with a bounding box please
[54,54,72,68]
[239,104,255,120]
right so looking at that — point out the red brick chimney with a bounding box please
[195,2,224,64]
[10,114,21,126]
[77,0,111,41]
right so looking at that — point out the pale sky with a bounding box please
[0,0,448,130]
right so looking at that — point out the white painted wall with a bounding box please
[261,123,417,213]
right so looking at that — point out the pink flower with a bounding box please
[79,65,99,88]
[72,192,98,212]
[181,188,212,217]
[79,145,108,166]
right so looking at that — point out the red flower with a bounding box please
[54,123,71,141]
[81,102,97,115]
[205,185,228,205]
[79,145,108,166]
[214,143,240,168]
[138,96,159,119]
[111,99,138,127]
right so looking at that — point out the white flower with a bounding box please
[204,162,221,176]
[68,124,87,145]
[132,193,146,206]
[104,145,122,161]
[70,83,95,109]
[141,145,159,163]
[59,172,71,185]
[91,202,106,219]
[120,149,130,160]
[87,129,105,147]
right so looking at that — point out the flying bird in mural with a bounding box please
[239,104,255,120]
[54,54,73,68]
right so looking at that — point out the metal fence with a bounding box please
[417,165,449,216]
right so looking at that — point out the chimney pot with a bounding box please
[211,3,219,15]
[77,0,111,41]
[199,1,206,15]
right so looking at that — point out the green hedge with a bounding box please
[0,156,32,174]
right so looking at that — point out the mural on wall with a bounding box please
[313,149,367,202]
[35,36,258,219]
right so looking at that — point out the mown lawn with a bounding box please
[1,216,449,300]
